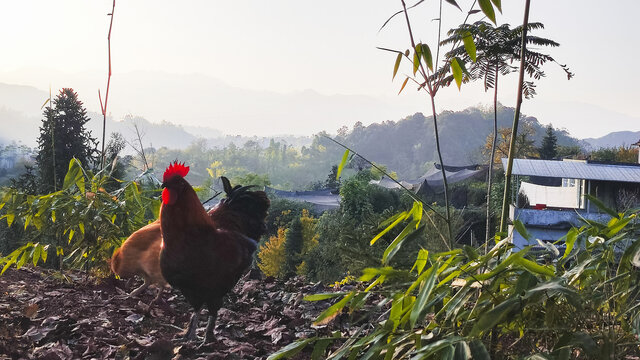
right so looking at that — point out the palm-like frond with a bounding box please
[438,20,572,94]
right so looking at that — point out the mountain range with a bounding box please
[0,81,637,159]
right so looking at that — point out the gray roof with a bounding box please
[501,158,640,183]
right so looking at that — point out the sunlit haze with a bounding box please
[2,0,639,139]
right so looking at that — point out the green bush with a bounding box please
[0,158,159,275]
[273,198,640,359]
[303,171,452,283]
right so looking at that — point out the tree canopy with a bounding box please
[539,125,558,159]
[36,88,98,192]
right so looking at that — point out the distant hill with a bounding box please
[0,83,48,117]
[338,105,581,178]
[0,82,312,150]
[583,131,640,150]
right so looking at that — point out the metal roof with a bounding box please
[501,158,640,183]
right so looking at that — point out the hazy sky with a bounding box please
[2,0,639,138]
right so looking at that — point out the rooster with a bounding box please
[159,162,269,344]
[110,220,167,306]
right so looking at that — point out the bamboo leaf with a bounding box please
[536,239,559,257]
[409,265,437,327]
[451,58,463,90]
[393,52,403,80]
[383,222,424,264]
[562,227,578,259]
[454,341,471,360]
[6,214,14,227]
[605,216,631,238]
[514,257,555,277]
[478,0,496,24]
[584,194,619,219]
[411,201,423,226]
[379,210,410,229]
[311,338,333,360]
[461,31,476,62]
[40,98,50,109]
[62,158,85,193]
[371,212,408,245]
[17,250,29,269]
[32,246,41,267]
[336,149,350,180]
[411,249,429,274]
[469,339,491,360]
[490,0,502,13]
[1,261,13,275]
[420,44,433,71]
[513,219,531,240]
[41,245,48,263]
[314,292,355,325]
[413,49,420,75]
[398,77,410,95]
[471,298,519,336]
[267,338,316,360]
[444,0,462,11]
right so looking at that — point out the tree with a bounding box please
[591,145,639,163]
[257,228,287,278]
[440,20,571,244]
[284,218,304,275]
[538,125,558,159]
[299,209,319,256]
[231,172,270,187]
[36,88,98,193]
[484,125,537,164]
[9,165,38,195]
[557,145,582,159]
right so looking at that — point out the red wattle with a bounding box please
[162,188,173,205]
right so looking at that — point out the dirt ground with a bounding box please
[0,266,336,360]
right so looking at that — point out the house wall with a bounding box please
[509,205,612,248]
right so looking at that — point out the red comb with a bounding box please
[163,161,190,182]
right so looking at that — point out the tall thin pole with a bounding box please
[99,0,115,170]
[499,0,531,235]
[485,63,499,250]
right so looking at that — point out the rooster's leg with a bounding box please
[129,278,150,297]
[149,286,163,307]
[202,312,218,345]
[139,286,164,314]
[184,308,201,341]
[202,300,222,345]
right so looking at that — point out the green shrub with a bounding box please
[0,158,159,275]
[273,198,640,359]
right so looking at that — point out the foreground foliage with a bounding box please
[272,199,640,359]
[0,158,159,274]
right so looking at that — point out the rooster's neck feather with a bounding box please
[160,185,211,241]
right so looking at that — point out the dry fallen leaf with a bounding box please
[24,303,39,319]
